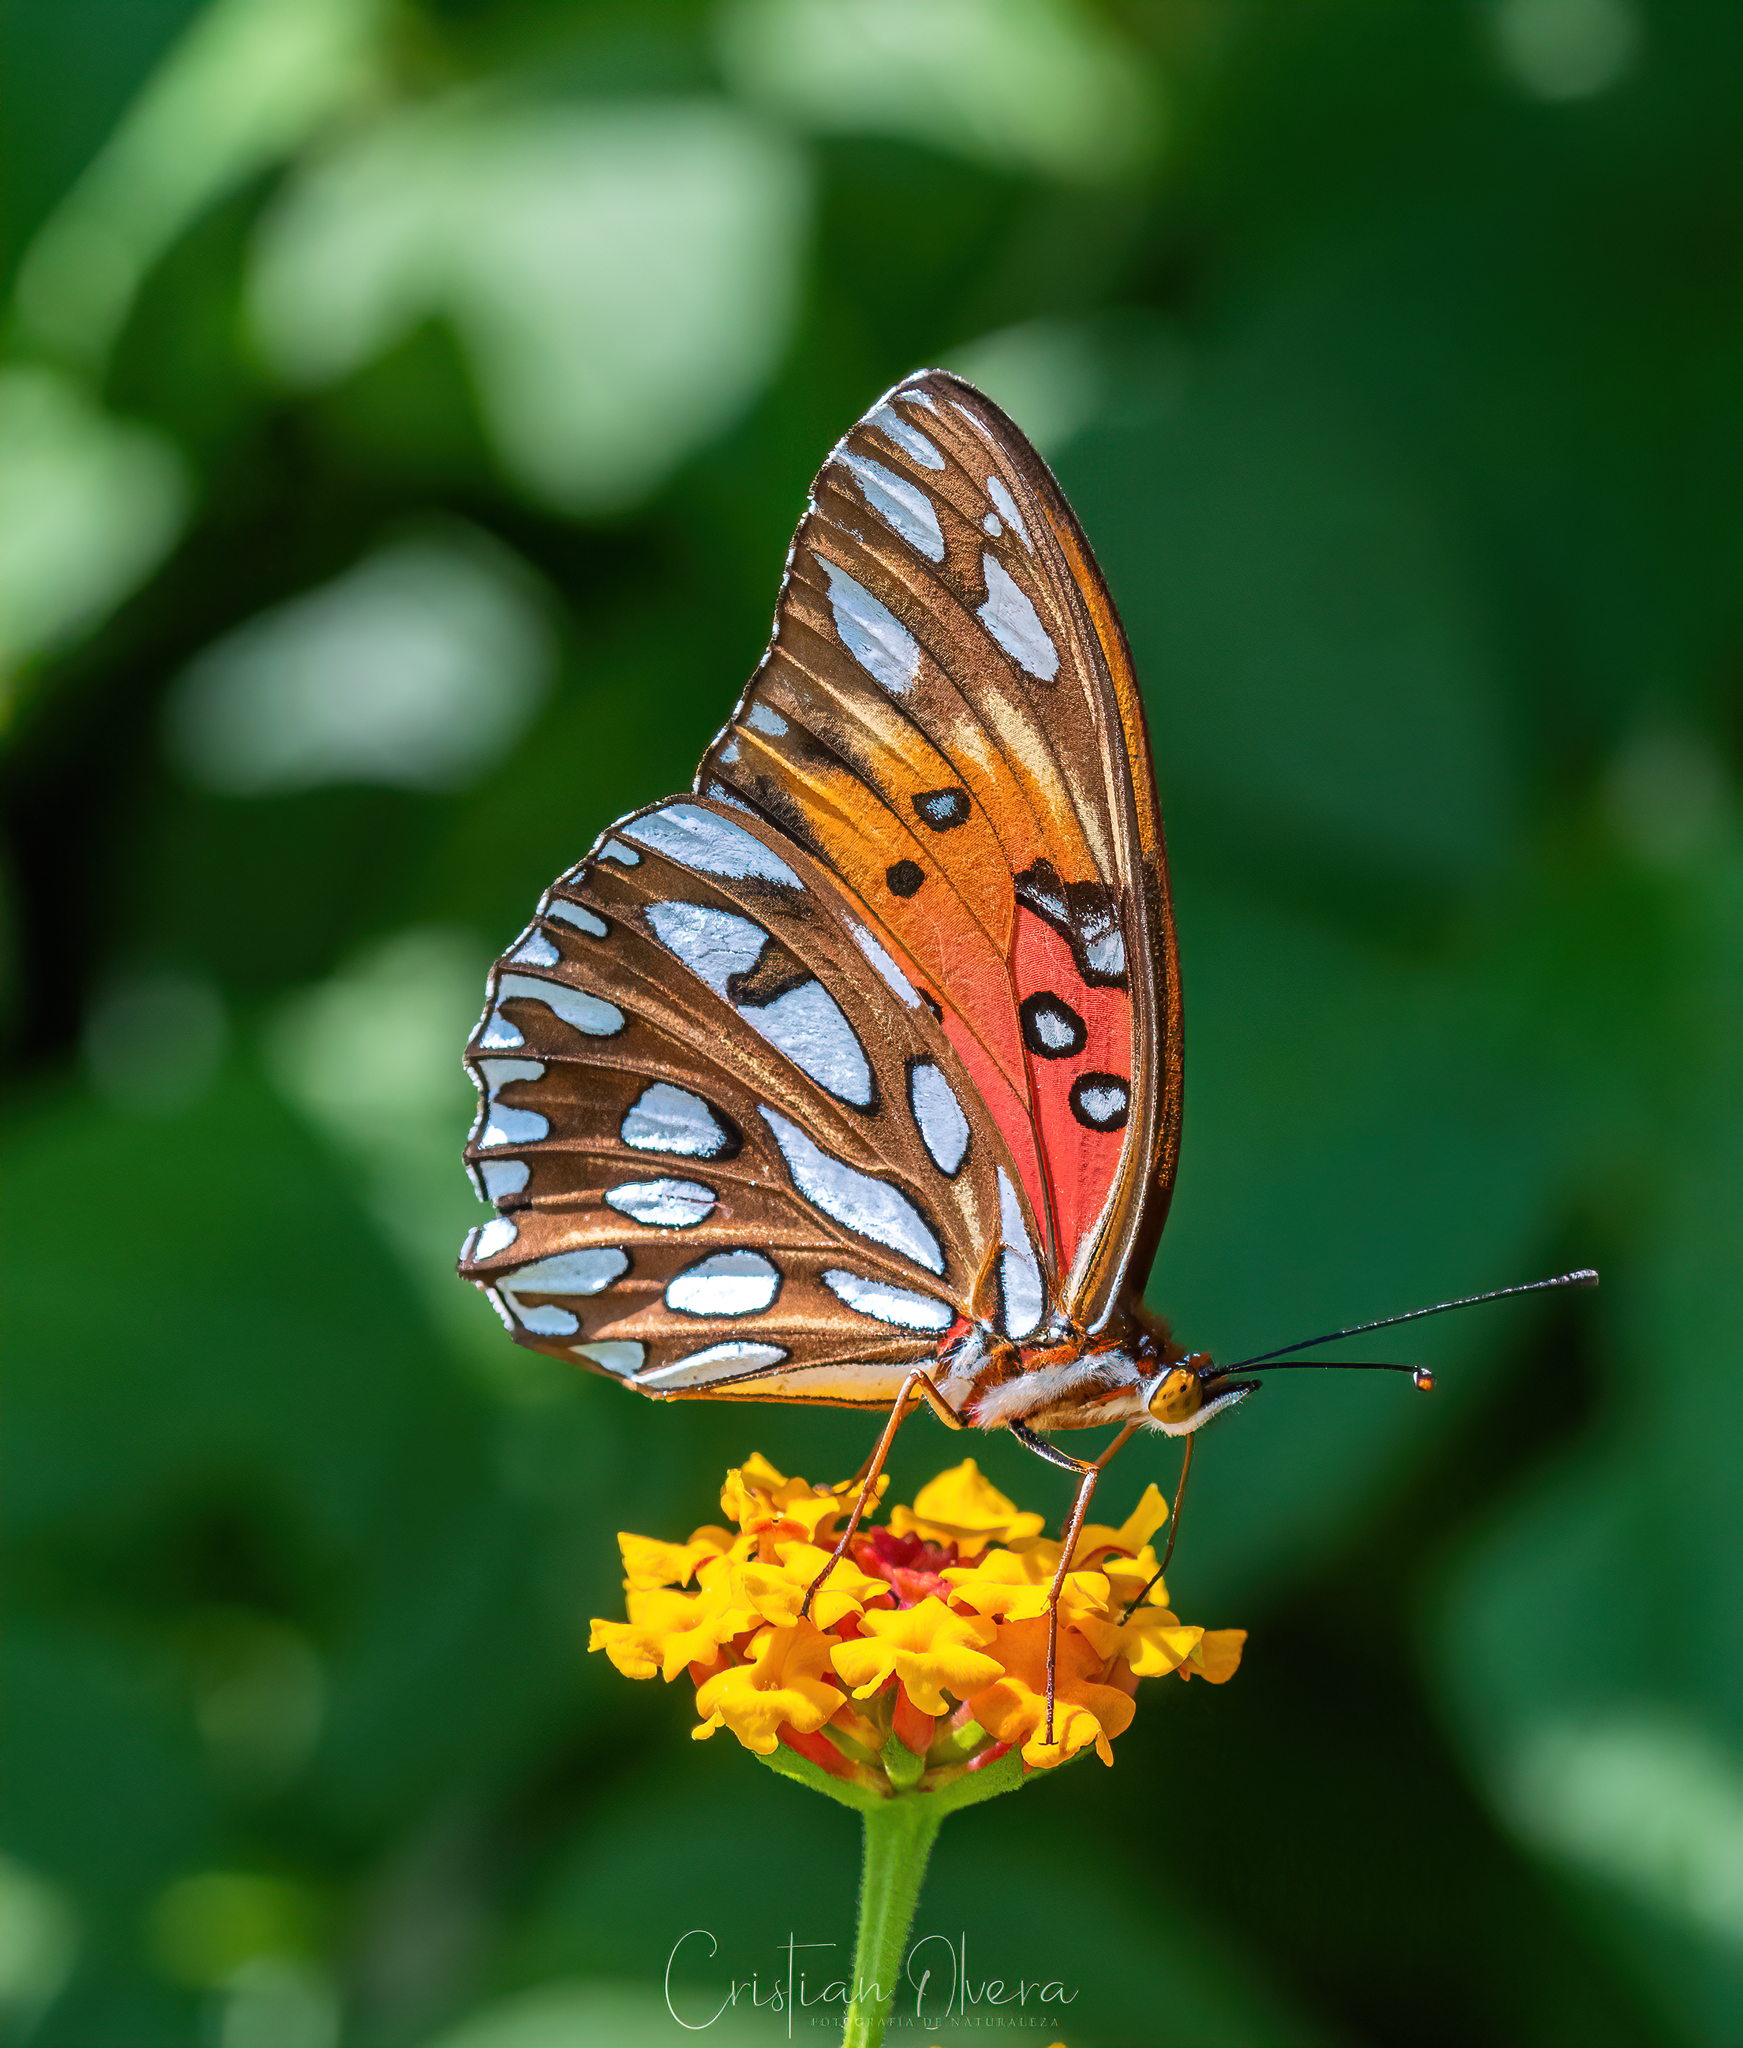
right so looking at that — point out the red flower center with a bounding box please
[851,1526,961,1607]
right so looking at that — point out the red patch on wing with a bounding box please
[861,911,1052,1267]
[1012,908,1129,1278]
[940,1001,1052,1263]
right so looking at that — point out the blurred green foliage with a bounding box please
[3,2,1740,2043]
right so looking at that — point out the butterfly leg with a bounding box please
[1006,1421,1127,1745]
[799,1369,962,1621]
[826,1372,965,1494]
[1006,1421,1144,1741]
[1121,1431,1193,1620]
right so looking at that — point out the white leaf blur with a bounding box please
[13,0,385,365]
[1490,0,1641,102]
[0,369,189,697]
[1502,1714,1743,1948]
[163,530,553,795]
[249,99,809,513]
[717,0,1162,185]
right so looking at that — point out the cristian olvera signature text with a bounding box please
[665,1930,1079,2033]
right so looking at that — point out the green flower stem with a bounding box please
[843,1789,945,2048]
[758,1739,1029,2048]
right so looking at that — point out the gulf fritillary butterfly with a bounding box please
[456,370,1593,1730]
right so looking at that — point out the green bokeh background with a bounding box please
[4,3,1740,2044]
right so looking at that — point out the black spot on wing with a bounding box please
[1014,858,1129,990]
[886,860,924,898]
[912,787,970,831]
[1069,1072,1130,1132]
[1019,992,1087,1059]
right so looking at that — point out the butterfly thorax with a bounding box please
[935,1298,1185,1433]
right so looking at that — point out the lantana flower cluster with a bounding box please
[589,1453,1244,1791]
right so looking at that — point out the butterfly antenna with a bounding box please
[1226,1268,1598,1374]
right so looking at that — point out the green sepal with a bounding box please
[880,1730,926,1789]
[755,1741,882,1811]
[926,1747,1028,1811]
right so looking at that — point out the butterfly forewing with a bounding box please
[458,795,1031,1402]
[701,371,1180,1334]
[459,369,1179,1404]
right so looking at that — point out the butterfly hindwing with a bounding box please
[457,795,1041,1401]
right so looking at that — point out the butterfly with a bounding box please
[456,369,1592,1734]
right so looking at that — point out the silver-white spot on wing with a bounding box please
[866,400,945,470]
[496,972,624,1038]
[505,1300,578,1337]
[480,1104,547,1148]
[818,558,921,697]
[1030,1005,1078,1053]
[646,900,767,996]
[638,1340,788,1389]
[544,898,607,937]
[837,451,945,562]
[745,701,788,737]
[986,477,1030,550]
[666,1249,781,1318]
[1087,929,1125,978]
[747,980,872,1108]
[1077,1078,1128,1125]
[507,929,559,967]
[759,1106,944,1276]
[647,902,871,1108]
[978,555,1058,681]
[501,1248,611,1333]
[478,1009,523,1049]
[604,1178,716,1228]
[469,1216,518,1261]
[908,1062,970,1177]
[997,1166,1045,1341]
[823,1269,953,1333]
[982,512,1002,537]
[473,1056,547,1150]
[573,1339,644,1377]
[509,1247,628,1294]
[621,801,802,887]
[599,841,640,864]
[621,1082,733,1158]
[477,1056,543,1093]
[480,1157,530,1200]
[849,920,919,1007]
[1069,894,1126,983]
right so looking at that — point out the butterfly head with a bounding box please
[1143,1353,1259,1437]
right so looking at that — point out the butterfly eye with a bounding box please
[1147,1366,1203,1426]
